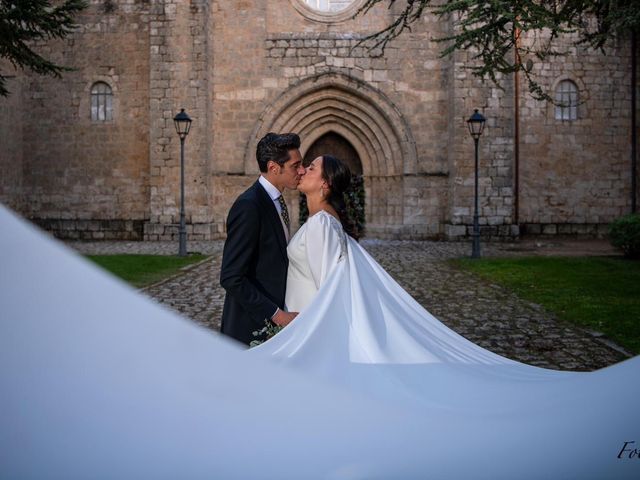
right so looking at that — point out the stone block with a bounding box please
[526,224,542,235]
[445,224,467,238]
[558,224,572,235]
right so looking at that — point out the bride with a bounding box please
[253,154,521,370]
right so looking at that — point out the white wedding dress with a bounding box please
[255,210,531,373]
[249,211,640,475]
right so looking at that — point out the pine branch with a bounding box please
[353,0,638,102]
[0,0,87,96]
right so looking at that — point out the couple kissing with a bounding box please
[219,132,356,346]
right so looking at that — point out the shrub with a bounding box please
[345,174,366,238]
[609,213,640,259]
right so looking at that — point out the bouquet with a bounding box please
[249,320,283,348]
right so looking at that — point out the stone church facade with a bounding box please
[0,0,637,240]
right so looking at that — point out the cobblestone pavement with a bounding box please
[69,238,631,371]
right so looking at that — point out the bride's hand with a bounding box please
[272,309,298,327]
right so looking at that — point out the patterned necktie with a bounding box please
[277,195,290,233]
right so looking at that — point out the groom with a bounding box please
[220,132,305,345]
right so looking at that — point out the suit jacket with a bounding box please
[219,180,289,345]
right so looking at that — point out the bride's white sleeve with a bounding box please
[305,214,345,290]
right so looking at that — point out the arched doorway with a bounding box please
[245,72,418,236]
[299,132,365,233]
[302,132,363,174]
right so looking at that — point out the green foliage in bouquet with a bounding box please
[346,174,366,238]
[299,174,366,238]
[609,214,640,259]
[249,320,284,348]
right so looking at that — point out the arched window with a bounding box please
[303,0,355,12]
[91,82,113,122]
[554,80,578,121]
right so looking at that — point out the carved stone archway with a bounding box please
[245,72,417,232]
[245,72,416,176]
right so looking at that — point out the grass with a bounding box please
[86,254,208,288]
[451,256,640,355]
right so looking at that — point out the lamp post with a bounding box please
[467,109,486,259]
[173,108,192,257]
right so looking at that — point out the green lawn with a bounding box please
[86,254,208,288]
[451,256,640,355]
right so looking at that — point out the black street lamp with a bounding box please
[467,109,486,259]
[174,108,192,257]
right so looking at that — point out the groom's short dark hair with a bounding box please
[256,132,301,173]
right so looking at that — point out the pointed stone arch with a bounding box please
[244,72,417,178]
[245,72,417,234]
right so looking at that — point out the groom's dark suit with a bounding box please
[220,180,289,345]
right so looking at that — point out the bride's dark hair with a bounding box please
[321,155,361,241]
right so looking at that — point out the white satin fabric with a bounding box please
[263,210,520,368]
[1,204,639,479]
[285,210,348,313]
[250,211,640,475]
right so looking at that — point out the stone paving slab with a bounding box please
[68,239,631,371]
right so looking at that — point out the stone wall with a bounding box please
[445,29,637,240]
[401,174,448,239]
[1,0,637,241]
[145,0,214,241]
[445,44,519,241]
[0,69,24,212]
[5,1,152,239]
[518,35,635,237]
